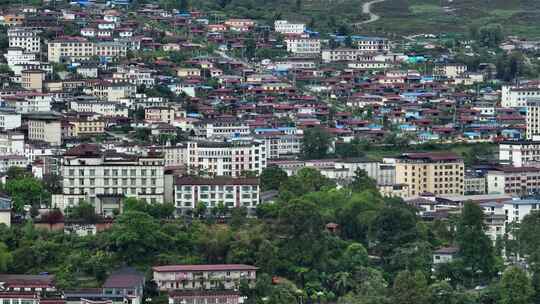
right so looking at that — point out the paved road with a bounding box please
[354,0,387,26]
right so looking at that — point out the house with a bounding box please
[168,291,241,304]
[103,268,145,304]
[0,194,11,227]
[0,274,57,292]
[433,247,459,265]
[153,264,257,292]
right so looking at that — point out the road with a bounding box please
[354,0,387,26]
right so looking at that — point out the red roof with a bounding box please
[153,264,258,272]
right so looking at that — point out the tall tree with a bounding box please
[392,270,429,304]
[499,266,534,304]
[301,127,332,159]
[260,166,288,191]
[0,242,12,272]
[456,202,496,285]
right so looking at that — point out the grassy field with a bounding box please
[362,0,540,37]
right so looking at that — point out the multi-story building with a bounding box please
[0,155,28,172]
[67,117,106,137]
[113,66,155,87]
[480,202,506,241]
[285,38,321,55]
[434,64,467,79]
[26,112,63,146]
[2,93,52,113]
[174,177,260,214]
[0,132,24,155]
[94,41,127,61]
[47,38,94,63]
[499,140,540,167]
[464,172,486,194]
[0,109,21,130]
[153,264,257,292]
[4,47,38,67]
[21,69,45,92]
[486,166,540,195]
[527,99,540,139]
[353,36,389,52]
[84,82,136,101]
[52,144,165,216]
[193,119,251,139]
[504,199,540,224]
[322,48,367,63]
[391,152,465,197]
[184,140,267,177]
[70,98,129,117]
[7,27,41,53]
[145,107,175,124]
[258,133,301,159]
[502,84,540,108]
[274,20,305,34]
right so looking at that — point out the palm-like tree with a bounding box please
[332,271,354,296]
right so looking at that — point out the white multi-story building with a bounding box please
[184,140,267,177]
[7,27,41,53]
[47,38,95,63]
[52,144,165,216]
[434,64,467,79]
[354,37,389,52]
[274,20,305,34]
[174,177,260,214]
[4,47,38,67]
[113,66,155,87]
[0,132,24,155]
[0,109,21,130]
[486,166,540,195]
[193,119,251,139]
[26,112,63,146]
[322,48,367,63]
[2,93,52,113]
[527,99,540,139]
[258,133,301,159]
[285,38,321,55]
[0,155,28,172]
[70,98,129,117]
[499,140,540,167]
[502,85,540,108]
[504,199,540,224]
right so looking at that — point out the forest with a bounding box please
[0,167,539,304]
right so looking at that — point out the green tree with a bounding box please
[301,127,332,159]
[477,24,503,48]
[456,202,497,285]
[5,176,48,212]
[260,166,288,191]
[66,201,99,223]
[499,266,534,304]
[392,270,428,304]
[349,168,377,193]
[0,242,12,272]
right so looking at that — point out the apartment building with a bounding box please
[85,82,136,101]
[52,144,165,216]
[193,119,251,139]
[145,107,175,124]
[7,27,41,53]
[434,64,467,79]
[258,133,301,159]
[486,166,540,195]
[21,69,45,92]
[153,264,257,292]
[94,41,127,60]
[353,37,389,52]
[70,98,129,117]
[67,117,106,136]
[4,47,38,67]
[464,173,486,194]
[274,20,305,34]
[392,152,465,197]
[480,202,506,241]
[113,66,155,86]
[47,38,94,63]
[527,99,540,139]
[501,84,540,108]
[0,155,28,172]
[504,199,540,224]
[26,112,63,145]
[322,48,366,63]
[499,140,540,167]
[285,38,321,55]
[174,177,260,214]
[184,140,267,177]
[0,109,21,130]
[0,132,24,155]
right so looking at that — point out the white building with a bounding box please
[70,99,129,117]
[527,99,540,139]
[486,166,540,195]
[0,109,21,130]
[0,132,24,155]
[285,38,321,55]
[499,140,540,167]
[4,47,38,68]
[174,177,260,214]
[26,112,63,146]
[274,20,305,34]
[258,133,301,159]
[434,64,467,79]
[354,37,389,52]
[2,93,52,113]
[52,144,165,216]
[502,85,540,108]
[193,119,251,139]
[113,66,155,87]
[7,27,41,53]
[504,199,540,224]
[322,48,367,63]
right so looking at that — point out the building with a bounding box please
[21,69,45,92]
[193,119,251,139]
[499,140,540,167]
[504,199,540,224]
[464,172,486,194]
[486,166,540,195]
[0,109,21,130]
[0,132,24,155]
[145,107,175,124]
[322,48,367,63]
[174,177,260,214]
[391,152,465,197]
[102,268,145,304]
[285,38,321,55]
[433,247,459,265]
[0,155,28,172]
[7,27,40,53]
[434,64,467,79]
[258,133,301,159]
[274,20,305,34]
[0,274,56,292]
[502,85,540,108]
[527,99,540,139]
[480,202,506,241]
[353,36,389,52]
[0,194,11,227]
[153,264,257,292]
[168,291,241,304]
[26,112,63,146]
[183,140,267,177]
[47,38,94,63]
[113,66,154,87]
[52,144,165,216]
